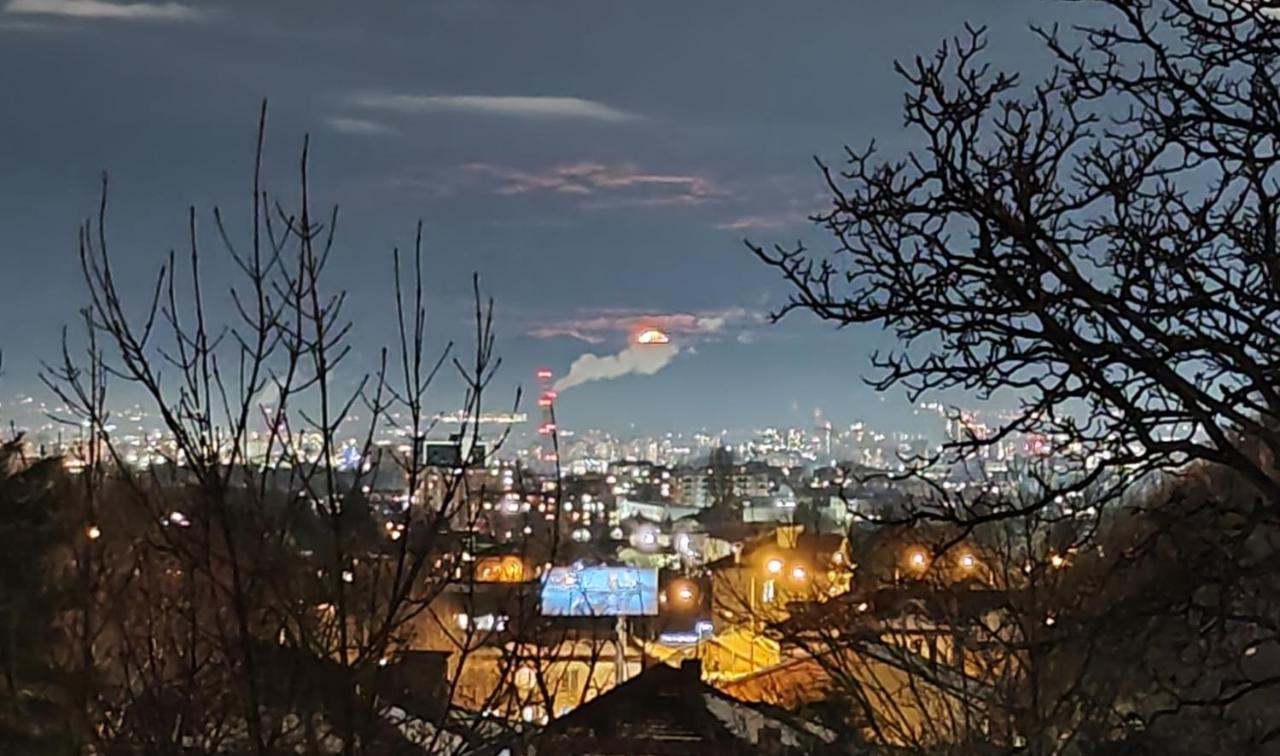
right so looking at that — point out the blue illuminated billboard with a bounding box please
[540,565,659,617]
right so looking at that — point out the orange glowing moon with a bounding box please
[635,327,671,345]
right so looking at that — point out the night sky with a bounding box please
[0,0,1078,435]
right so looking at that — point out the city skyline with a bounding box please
[4,1,1278,751]
[2,0,1061,434]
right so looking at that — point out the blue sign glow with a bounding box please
[339,446,362,471]
[540,565,659,617]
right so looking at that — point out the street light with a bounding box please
[958,553,977,571]
[906,548,929,571]
[668,577,699,605]
[765,557,784,575]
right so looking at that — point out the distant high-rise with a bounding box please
[536,368,558,465]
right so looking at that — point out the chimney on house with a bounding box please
[758,725,783,755]
[680,658,702,683]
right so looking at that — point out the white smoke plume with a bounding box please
[554,344,679,392]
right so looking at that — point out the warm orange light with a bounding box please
[765,557,784,575]
[670,580,701,603]
[790,565,807,582]
[476,555,525,583]
[958,553,976,570]
[907,549,929,571]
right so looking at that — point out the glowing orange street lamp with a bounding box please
[669,578,698,605]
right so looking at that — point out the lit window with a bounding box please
[457,613,508,631]
[514,665,537,690]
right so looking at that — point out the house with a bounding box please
[526,659,843,755]
[708,526,851,625]
[747,586,1009,747]
[644,626,782,682]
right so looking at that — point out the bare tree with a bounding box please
[36,103,525,755]
[746,3,1280,751]
[752,0,1280,515]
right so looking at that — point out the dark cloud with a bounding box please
[352,93,637,122]
[5,0,202,20]
[465,161,727,208]
[528,307,762,345]
[327,116,398,136]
